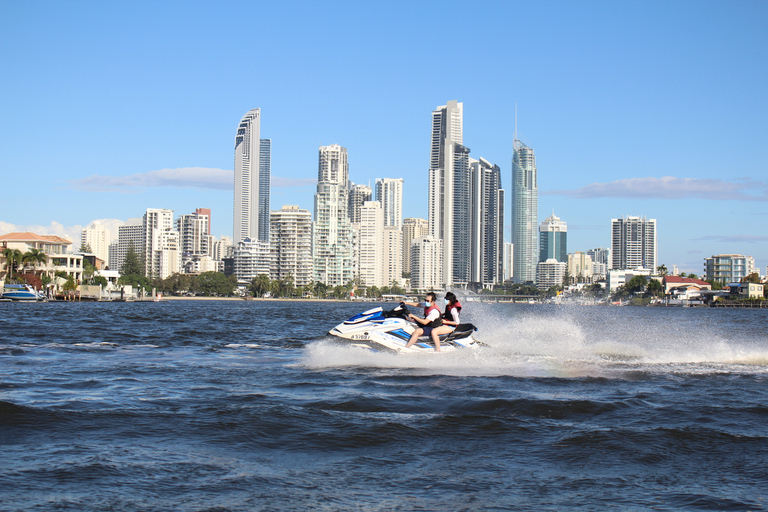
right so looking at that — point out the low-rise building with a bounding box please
[607,268,652,291]
[1,232,83,282]
[662,276,712,296]
[536,258,567,290]
[727,282,764,300]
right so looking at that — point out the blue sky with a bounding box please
[1,0,766,274]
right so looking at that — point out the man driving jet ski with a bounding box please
[402,292,444,352]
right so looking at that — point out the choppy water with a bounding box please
[1,300,767,511]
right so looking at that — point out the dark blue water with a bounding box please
[1,300,767,511]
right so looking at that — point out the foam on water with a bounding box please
[303,303,768,377]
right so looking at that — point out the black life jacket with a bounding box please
[443,301,462,322]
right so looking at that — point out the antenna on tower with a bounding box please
[514,103,518,142]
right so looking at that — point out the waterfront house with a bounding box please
[1,232,84,282]
[662,276,712,296]
[727,282,765,300]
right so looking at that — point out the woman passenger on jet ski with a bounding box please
[403,292,444,352]
[428,292,462,343]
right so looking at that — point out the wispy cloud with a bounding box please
[68,168,317,192]
[0,219,127,245]
[68,167,232,192]
[544,176,768,201]
[695,235,768,244]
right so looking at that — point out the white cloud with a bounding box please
[695,235,768,244]
[0,219,127,246]
[544,176,768,201]
[67,168,317,192]
[68,167,233,192]
[0,221,81,244]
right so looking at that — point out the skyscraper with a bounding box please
[410,237,444,292]
[348,183,372,224]
[512,137,538,284]
[110,218,143,274]
[470,157,505,288]
[313,144,354,286]
[539,212,567,263]
[611,216,657,270]
[81,222,112,267]
[177,210,211,273]
[358,200,385,288]
[428,100,471,286]
[375,178,404,229]
[143,208,179,279]
[270,205,313,287]
[402,218,428,276]
[234,108,271,244]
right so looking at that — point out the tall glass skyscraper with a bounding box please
[234,108,271,244]
[512,139,538,284]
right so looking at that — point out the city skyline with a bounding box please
[2,1,767,274]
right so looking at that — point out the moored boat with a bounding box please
[1,284,44,301]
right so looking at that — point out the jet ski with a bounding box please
[328,302,481,353]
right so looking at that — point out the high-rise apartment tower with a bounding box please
[428,100,472,286]
[234,108,271,244]
[611,216,657,271]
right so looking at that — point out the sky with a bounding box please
[1,0,767,275]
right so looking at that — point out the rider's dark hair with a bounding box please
[426,292,437,303]
[445,291,458,305]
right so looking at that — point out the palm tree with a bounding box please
[2,248,24,282]
[22,248,48,276]
[656,264,668,277]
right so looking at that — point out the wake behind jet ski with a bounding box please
[328,302,482,353]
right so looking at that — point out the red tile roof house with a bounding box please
[0,232,84,282]
[662,276,712,296]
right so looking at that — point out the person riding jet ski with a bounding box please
[402,292,444,351]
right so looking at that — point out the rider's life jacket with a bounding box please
[423,302,443,328]
[443,301,462,323]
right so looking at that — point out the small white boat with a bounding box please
[1,284,43,301]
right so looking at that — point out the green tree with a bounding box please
[121,241,144,276]
[82,259,96,283]
[646,278,663,297]
[313,281,328,298]
[562,269,571,287]
[92,275,109,288]
[196,271,237,296]
[156,273,193,295]
[332,285,346,299]
[656,264,668,276]
[743,273,761,284]
[250,273,271,297]
[79,242,93,253]
[3,248,24,281]
[22,248,48,275]
[625,275,648,294]
[582,283,605,298]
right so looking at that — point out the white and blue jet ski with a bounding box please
[328,302,481,353]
